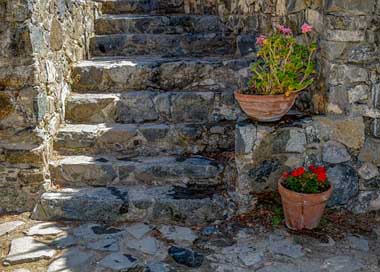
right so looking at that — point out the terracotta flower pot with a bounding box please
[234,90,297,122]
[278,181,333,230]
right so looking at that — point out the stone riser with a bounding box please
[72,56,251,93]
[90,33,235,58]
[65,91,241,124]
[33,186,226,224]
[95,15,226,35]
[55,123,235,156]
[99,0,186,15]
[50,155,224,188]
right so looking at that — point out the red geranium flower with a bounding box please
[291,167,305,177]
[282,171,290,179]
[309,165,327,183]
[317,172,327,183]
[315,166,327,183]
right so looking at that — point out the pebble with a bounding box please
[99,253,140,271]
[269,236,304,258]
[201,225,218,236]
[347,235,369,252]
[168,246,204,268]
[51,234,76,249]
[257,262,301,272]
[238,246,265,267]
[358,162,379,180]
[0,221,24,236]
[321,255,364,272]
[125,223,152,239]
[145,261,171,272]
[27,222,63,236]
[86,237,119,252]
[4,237,56,265]
[126,235,159,255]
[159,225,197,246]
[47,247,94,272]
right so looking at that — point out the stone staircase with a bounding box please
[33,0,254,225]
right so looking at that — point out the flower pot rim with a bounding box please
[234,89,298,98]
[278,179,333,198]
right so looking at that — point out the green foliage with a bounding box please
[271,206,284,227]
[284,174,324,194]
[247,31,317,96]
[282,167,330,194]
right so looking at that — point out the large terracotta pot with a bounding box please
[278,181,333,230]
[234,90,297,122]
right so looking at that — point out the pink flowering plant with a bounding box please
[246,23,317,96]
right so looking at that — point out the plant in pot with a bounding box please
[278,165,333,230]
[235,24,317,122]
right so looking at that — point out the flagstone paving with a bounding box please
[0,213,379,271]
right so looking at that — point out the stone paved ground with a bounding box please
[0,212,379,272]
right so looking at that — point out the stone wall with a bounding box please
[0,0,99,213]
[235,0,380,214]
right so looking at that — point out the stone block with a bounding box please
[286,0,307,13]
[236,34,257,56]
[359,137,380,165]
[325,30,365,42]
[325,0,376,15]
[327,85,349,114]
[327,64,368,85]
[50,19,63,51]
[171,92,214,122]
[324,15,369,31]
[372,83,380,109]
[347,43,378,64]
[372,118,380,138]
[327,164,359,206]
[235,123,256,154]
[118,92,158,123]
[348,84,369,104]
[322,140,351,164]
[313,116,365,150]
[306,9,323,33]
[272,128,306,154]
[349,191,380,213]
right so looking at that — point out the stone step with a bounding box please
[90,33,235,58]
[49,155,224,188]
[65,91,240,124]
[32,185,227,224]
[55,123,234,156]
[72,56,252,93]
[95,15,226,35]
[99,0,185,15]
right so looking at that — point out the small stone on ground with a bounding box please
[4,237,56,265]
[27,222,63,236]
[0,221,24,236]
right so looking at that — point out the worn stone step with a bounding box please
[72,56,251,93]
[90,33,235,58]
[65,91,241,124]
[32,185,227,224]
[49,155,224,188]
[95,15,226,35]
[55,123,234,156]
[99,0,185,15]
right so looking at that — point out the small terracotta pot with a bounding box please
[234,90,297,122]
[278,181,333,230]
